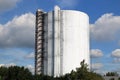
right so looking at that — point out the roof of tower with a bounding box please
[55,5,60,8]
[37,9,43,12]
[54,5,60,10]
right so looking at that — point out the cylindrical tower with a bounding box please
[61,10,90,74]
[35,6,90,77]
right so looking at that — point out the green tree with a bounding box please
[57,60,104,80]
[0,61,104,80]
[110,78,115,80]
[0,67,8,77]
[7,66,33,80]
[0,76,3,80]
[0,66,33,80]
[118,77,120,80]
[33,74,54,80]
[105,72,118,76]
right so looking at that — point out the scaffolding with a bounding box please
[35,10,44,75]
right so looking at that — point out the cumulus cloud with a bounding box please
[90,49,103,58]
[94,70,107,75]
[113,58,120,63]
[111,49,120,58]
[91,63,103,70]
[0,13,35,48]
[91,13,120,41]
[0,63,16,67]
[0,0,20,13]
[113,68,120,74]
[0,64,5,67]
[111,49,120,63]
[56,0,78,8]
[24,52,34,59]
[26,65,34,74]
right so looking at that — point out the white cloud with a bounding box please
[0,63,34,74]
[113,58,120,63]
[57,0,78,8]
[90,49,103,58]
[111,49,120,63]
[111,49,120,58]
[91,63,103,70]
[91,13,120,41]
[113,68,120,74]
[26,65,34,74]
[0,13,35,48]
[0,64,5,67]
[6,63,16,67]
[0,63,16,67]
[0,0,20,13]
[24,52,34,59]
[110,49,120,63]
[94,70,108,75]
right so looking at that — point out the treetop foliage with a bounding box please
[0,60,104,80]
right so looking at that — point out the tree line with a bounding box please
[0,60,104,80]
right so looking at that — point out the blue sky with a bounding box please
[0,0,120,74]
